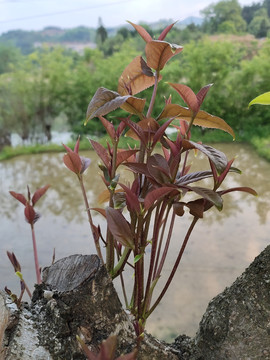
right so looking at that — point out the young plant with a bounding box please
[77,335,137,360]
[5,251,32,307]
[9,185,50,284]
[64,22,257,338]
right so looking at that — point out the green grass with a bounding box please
[1,130,270,162]
[250,136,270,161]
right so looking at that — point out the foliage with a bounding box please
[77,335,137,360]
[201,0,247,34]
[9,185,50,284]
[63,22,256,341]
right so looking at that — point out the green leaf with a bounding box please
[249,92,270,107]
[134,253,144,264]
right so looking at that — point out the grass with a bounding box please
[1,130,270,162]
[250,136,270,161]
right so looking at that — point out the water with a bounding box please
[0,143,269,341]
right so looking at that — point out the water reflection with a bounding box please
[0,143,269,341]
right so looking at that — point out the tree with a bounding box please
[248,8,270,37]
[201,0,247,34]
[96,17,108,45]
[0,44,21,74]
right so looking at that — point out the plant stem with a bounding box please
[154,208,176,280]
[78,176,104,264]
[146,216,199,319]
[147,71,159,118]
[112,247,131,278]
[31,224,41,285]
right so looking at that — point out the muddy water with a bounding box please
[0,143,269,341]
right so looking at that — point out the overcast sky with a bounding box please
[0,0,259,35]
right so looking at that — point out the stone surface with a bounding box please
[1,246,270,359]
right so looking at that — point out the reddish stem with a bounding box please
[31,224,41,285]
[146,216,199,319]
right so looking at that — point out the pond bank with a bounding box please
[1,133,270,162]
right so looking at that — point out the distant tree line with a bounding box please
[0,0,270,149]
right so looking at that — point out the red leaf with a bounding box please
[98,115,116,140]
[116,149,138,168]
[145,41,183,71]
[186,199,205,218]
[176,171,213,186]
[122,117,147,145]
[120,183,140,213]
[152,118,174,148]
[127,21,152,42]
[62,143,73,153]
[91,207,107,218]
[219,187,257,197]
[196,84,213,107]
[158,21,177,40]
[173,202,185,217]
[24,203,39,224]
[7,251,21,272]
[169,83,199,113]
[147,154,171,184]
[86,87,130,122]
[106,207,134,249]
[74,136,80,153]
[89,139,111,171]
[144,187,179,210]
[63,152,82,174]
[185,186,223,210]
[32,184,50,206]
[9,191,27,206]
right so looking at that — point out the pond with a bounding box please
[0,143,269,342]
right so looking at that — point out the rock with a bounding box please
[1,246,270,359]
[194,244,270,359]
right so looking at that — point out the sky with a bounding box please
[0,0,260,35]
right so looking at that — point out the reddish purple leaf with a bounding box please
[74,136,80,153]
[7,251,21,272]
[185,186,223,210]
[63,152,82,174]
[86,87,130,123]
[122,117,147,145]
[9,191,27,206]
[24,203,39,225]
[186,199,205,218]
[173,202,185,217]
[169,83,199,114]
[147,154,171,184]
[116,149,138,168]
[176,171,213,186]
[158,21,177,40]
[98,115,116,140]
[144,187,179,210]
[120,183,140,213]
[32,184,50,206]
[219,187,257,196]
[152,118,174,148]
[196,84,213,107]
[89,139,111,171]
[127,21,152,42]
[106,207,134,249]
[62,143,73,153]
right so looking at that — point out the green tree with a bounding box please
[248,8,270,37]
[0,44,21,74]
[96,17,108,45]
[201,0,247,34]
